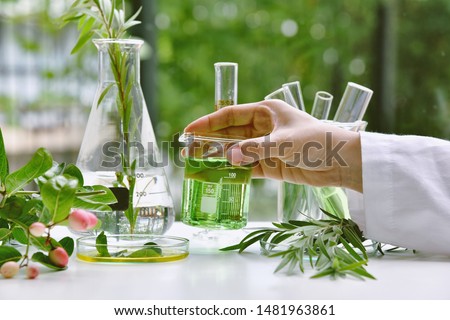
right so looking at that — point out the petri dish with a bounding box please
[76,234,189,263]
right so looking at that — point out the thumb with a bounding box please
[227,134,281,165]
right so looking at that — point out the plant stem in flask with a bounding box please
[73,171,174,235]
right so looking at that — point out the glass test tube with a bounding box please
[311,91,333,120]
[333,82,373,122]
[264,86,298,108]
[214,62,238,110]
[282,81,306,112]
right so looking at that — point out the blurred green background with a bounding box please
[1,0,449,220]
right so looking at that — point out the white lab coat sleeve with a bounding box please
[348,131,450,255]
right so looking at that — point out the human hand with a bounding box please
[184,99,362,192]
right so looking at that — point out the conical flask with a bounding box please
[76,39,174,235]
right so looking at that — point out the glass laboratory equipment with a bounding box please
[311,120,368,219]
[311,91,333,120]
[214,62,237,110]
[264,86,298,109]
[181,62,252,230]
[179,133,252,229]
[265,84,322,222]
[277,119,368,222]
[75,39,174,236]
[333,82,373,122]
[282,81,306,111]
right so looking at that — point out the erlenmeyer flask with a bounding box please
[76,39,174,235]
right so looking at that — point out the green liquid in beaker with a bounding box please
[181,157,252,229]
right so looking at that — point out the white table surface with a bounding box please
[1,221,450,300]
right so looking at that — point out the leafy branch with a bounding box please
[61,0,141,54]
[61,0,143,233]
[221,210,378,280]
[0,128,117,278]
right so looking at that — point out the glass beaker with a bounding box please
[75,39,175,235]
[179,133,253,230]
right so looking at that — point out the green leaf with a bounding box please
[294,248,305,272]
[123,6,142,31]
[59,237,75,256]
[274,253,295,273]
[5,147,53,195]
[270,232,292,245]
[287,220,315,227]
[272,222,294,230]
[0,196,26,220]
[220,229,272,252]
[0,228,12,242]
[311,267,335,279]
[63,164,84,187]
[76,13,87,30]
[0,246,21,266]
[0,218,8,229]
[96,231,110,257]
[72,198,111,212]
[41,175,78,223]
[35,162,65,188]
[108,0,115,27]
[80,15,96,36]
[30,236,59,252]
[22,199,44,217]
[316,234,331,260]
[123,20,141,31]
[339,259,368,271]
[73,185,117,211]
[340,237,364,262]
[349,266,376,280]
[31,252,66,270]
[96,83,115,108]
[127,247,162,258]
[320,209,341,221]
[0,128,9,182]
[342,227,367,259]
[71,29,93,55]
[11,227,28,244]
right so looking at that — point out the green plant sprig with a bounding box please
[62,0,143,234]
[61,0,142,54]
[221,210,377,280]
[0,128,117,275]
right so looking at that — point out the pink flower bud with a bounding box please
[1,261,20,279]
[49,247,69,268]
[26,265,39,279]
[68,209,97,231]
[29,222,46,237]
[86,211,98,229]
